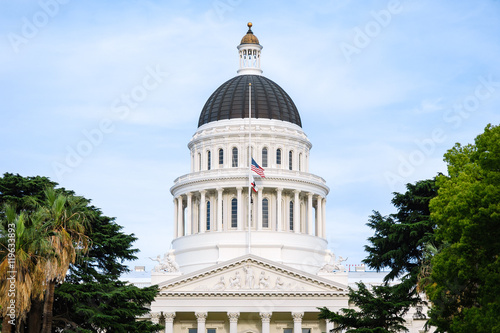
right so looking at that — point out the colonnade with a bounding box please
[173,187,327,239]
[150,311,335,333]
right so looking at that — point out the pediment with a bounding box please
[158,255,348,295]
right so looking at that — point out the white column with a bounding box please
[186,192,192,235]
[260,312,272,333]
[276,187,282,231]
[237,187,243,230]
[322,198,327,238]
[257,188,263,230]
[173,198,178,239]
[228,312,240,333]
[307,192,313,235]
[217,188,223,231]
[292,312,303,333]
[200,190,206,233]
[293,190,300,233]
[196,312,207,333]
[325,319,334,333]
[316,196,323,237]
[177,196,184,237]
[192,198,197,234]
[164,313,176,333]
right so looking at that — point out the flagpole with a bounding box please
[247,82,252,255]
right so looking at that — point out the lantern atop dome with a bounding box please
[237,22,263,75]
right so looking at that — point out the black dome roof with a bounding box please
[198,75,302,127]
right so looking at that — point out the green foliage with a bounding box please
[319,282,412,333]
[425,124,500,333]
[319,179,437,332]
[0,173,162,332]
[364,179,438,283]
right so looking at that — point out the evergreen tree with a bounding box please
[319,179,438,332]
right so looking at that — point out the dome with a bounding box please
[198,75,302,127]
[240,22,260,44]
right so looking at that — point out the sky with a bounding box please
[1,0,499,272]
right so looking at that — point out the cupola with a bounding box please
[237,22,263,75]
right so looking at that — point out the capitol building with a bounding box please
[126,23,431,333]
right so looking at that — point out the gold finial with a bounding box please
[247,22,253,28]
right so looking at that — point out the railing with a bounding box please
[172,168,327,186]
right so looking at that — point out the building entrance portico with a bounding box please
[150,255,347,333]
[150,311,335,333]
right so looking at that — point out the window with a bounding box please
[207,329,216,333]
[289,201,294,231]
[299,153,302,171]
[189,329,197,333]
[232,147,238,167]
[302,329,311,333]
[198,153,201,171]
[207,151,211,170]
[231,198,237,228]
[219,149,224,165]
[276,149,282,165]
[262,147,268,167]
[206,201,211,230]
[289,151,293,170]
[284,329,292,333]
[262,198,269,228]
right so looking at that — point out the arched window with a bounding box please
[207,151,211,170]
[262,148,268,168]
[276,149,282,165]
[232,147,238,167]
[206,201,211,231]
[231,198,237,228]
[262,198,269,228]
[219,149,224,166]
[289,201,294,231]
[289,151,293,170]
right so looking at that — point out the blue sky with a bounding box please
[1,0,499,271]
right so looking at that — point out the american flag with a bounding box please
[251,158,265,177]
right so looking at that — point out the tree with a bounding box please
[38,188,91,333]
[0,205,50,333]
[319,179,438,332]
[424,124,500,333]
[319,282,413,333]
[0,173,162,332]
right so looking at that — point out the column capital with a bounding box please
[307,192,313,198]
[200,189,207,195]
[236,186,243,191]
[276,187,283,192]
[195,312,208,321]
[187,192,193,197]
[259,312,272,322]
[227,312,240,322]
[292,312,304,321]
[164,312,176,323]
[150,312,161,324]
[294,189,300,195]
[217,187,223,193]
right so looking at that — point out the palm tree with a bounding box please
[0,205,50,332]
[37,189,91,333]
